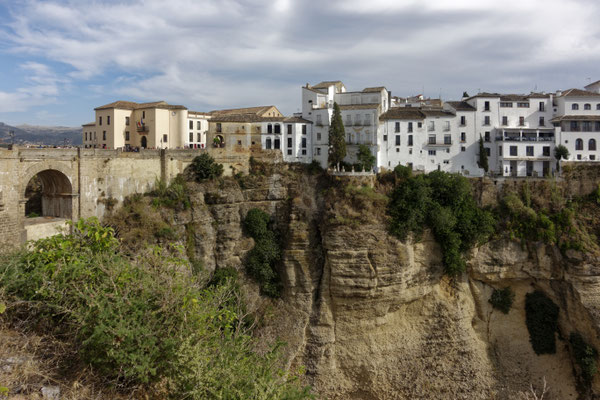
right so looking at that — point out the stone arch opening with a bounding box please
[24,169,73,219]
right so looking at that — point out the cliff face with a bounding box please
[170,168,600,400]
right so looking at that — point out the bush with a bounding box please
[151,175,190,210]
[355,144,376,172]
[0,218,312,397]
[388,171,495,276]
[243,208,282,297]
[191,153,224,181]
[306,160,323,175]
[525,290,559,355]
[570,332,598,385]
[393,164,412,180]
[489,287,515,314]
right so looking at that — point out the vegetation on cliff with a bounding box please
[570,332,598,386]
[489,287,515,314]
[0,218,312,398]
[388,171,495,276]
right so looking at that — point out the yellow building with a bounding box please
[82,101,188,150]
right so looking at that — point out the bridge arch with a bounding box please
[20,161,78,220]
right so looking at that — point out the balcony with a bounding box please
[137,124,149,133]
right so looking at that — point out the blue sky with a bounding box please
[0,0,599,127]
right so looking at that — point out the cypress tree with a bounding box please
[478,135,489,173]
[328,102,346,168]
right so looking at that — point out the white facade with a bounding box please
[186,112,210,149]
[260,117,312,163]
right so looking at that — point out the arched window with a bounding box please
[584,104,591,110]
[266,138,272,149]
[274,124,281,134]
[589,139,596,151]
[267,124,272,134]
[572,104,579,110]
[576,138,583,150]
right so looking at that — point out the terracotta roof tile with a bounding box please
[379,108,425,120]
[445,101,476,111]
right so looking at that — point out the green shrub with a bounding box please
[151,175,190,209]
[489,287,515,314]
[355,144,376,171]
[525,290,559,355]
[570,332,598,385]
[306,160,323,175]
[243,208,282,297]
[393,164,412,180]
[388,171,495,276]
[191,153,224,181]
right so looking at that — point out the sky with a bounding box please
[0,0,599,127]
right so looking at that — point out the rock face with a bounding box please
[181,169,600,400]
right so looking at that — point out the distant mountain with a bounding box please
[0,122,82,146]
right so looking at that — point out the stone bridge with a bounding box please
[0,147,268,245]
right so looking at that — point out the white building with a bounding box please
[186,111,211,149]
[260,116,312,163]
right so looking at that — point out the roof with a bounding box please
[362,86,386,93]
[210,115,285,123]
[312,81,344,89]
[188,111,211,117]
[500,94,529,102]
[445,101,476,111]
[551,115,600,122]
[585,80,600,88]
[338,103,380,110]
[209,105,279,117]
[283,116,313,124]
[420,110,455,118]
[557,88,600,97]
[81,122,95,127]
[467,92,501,99]
[379,108,425,121]
[95,100,187,111]
[304,86,327,94]
[527,92,551,98]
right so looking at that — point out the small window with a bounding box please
[315,147,320,155]
[526,146,534,156]
[577,154,582,160]
[417,122,422,128]
[301,137,307,148]
[428,135,436,144]
[428,150,436,156]
[274,138,280,149]
[461,132,466,142]
[484,132,490,142]
[485,147,491,156]
[461,146,465,152]
[163,134,167,143]
[142,111,146,118]
[572,104,579,110]
[589,139,597,151]
[591,155,596,161]
[498,146,502,156]
[237,140,242,146]
[502,116,508,126]
[584,104,591,110]
[302,125,307,135]
[484,116,490,125]
[126,116,130,126]
[216,123,222,133]
[395,122,400,133]
[107,116,110,125]
[266,138,272,149]
[99,116,102,126]
[125,131,130,141]
[197,121,202,130]
[267,124,273,134]
[383,134,387,141]
[197,132,201,142]
[274,124,281,134]
[408,122,413,132]
[287,149,292,155]
[543,146,550,156]
[396,148,400,153]
[444,135,451,145]
[317,132,322,141]
[189,121,193,129]
[189,132,193,142]
[484,101,490,111]
[539,102,545,112]
[539,117,545,126]
[597,104,600,111]
[517,102,529,108]
[395,135,401,146]
[428,121,435,131]
[460,116,466,126]
[510,146,517,156]
[408,135,413,146]
[287,137,292,148]
[576,138,583,150]
[103,131,106,140]
[519,116,525,126]
[287,124,292,135]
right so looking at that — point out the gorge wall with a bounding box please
[126,165,600,400]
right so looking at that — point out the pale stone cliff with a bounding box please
[161,167,600,400]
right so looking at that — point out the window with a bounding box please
[428,134,437,144]
[539,102,545,112]
[461,132,466,142]
[428,121,435,131]
[267,124,273,134]
[103,131,106,140]
[590,139,597,151]
[500,102,513,108]
[189,121,193,129]
[570,121,579,131]
[287,124,292,135]
[197,121,202,130]
[302,125,307,135]
[265,138,272,149]
[597,104,600,111]
[572,104,579,110]
[576,138,583,150]
[85,132,87,140]
[596,122,600,131]
[274,124,281,134]
[189,132,193,142]
[274,138,280,149]
[315,147,320,156]
[163,134,167,143]
[364,114,371,126]
[510,146,517,156]
[485,147,491,156]
[346,115,352,126]
[395,135,401,146]
[408,122,413,132]
[216,123,222,133]
[519,116,525,126]
[301,137,307,148]
[484,101,490,111]
[107,116,110,125]
[484,116,490,125]
[316,115,322,126]
[498,146,502,156]
[197,132,201,142]
[317,132,322,141]
[99,116,102,126]
[461,146,466,152]
[444,135,451,144]
[287,137,292,148]
[539,117,545,126]
[417,122,422,128]
[383,134,387,141]
[428,150,436,156]
[583,121,592,132]
[484,131,490,142]
[395,122,400,132]
[543,146,550,156]
[287,149,292,155]
[584,104,591,110]
[460,116,466,126]
[502,116,508,126]
[408,135,413,146]
[577,154,582,160]
[517,102,529,108]
[444,121,450,131]
[591,155,596,160]
[396,148,400,153]
[126,116,130,126]
[526,146,534,156]
[354,114,362,126]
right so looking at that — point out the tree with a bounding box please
[328,102,346,168]
[356,144,376,171]
[554,144,569,173]
[191,153,224,181]
[478,135,489,173]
